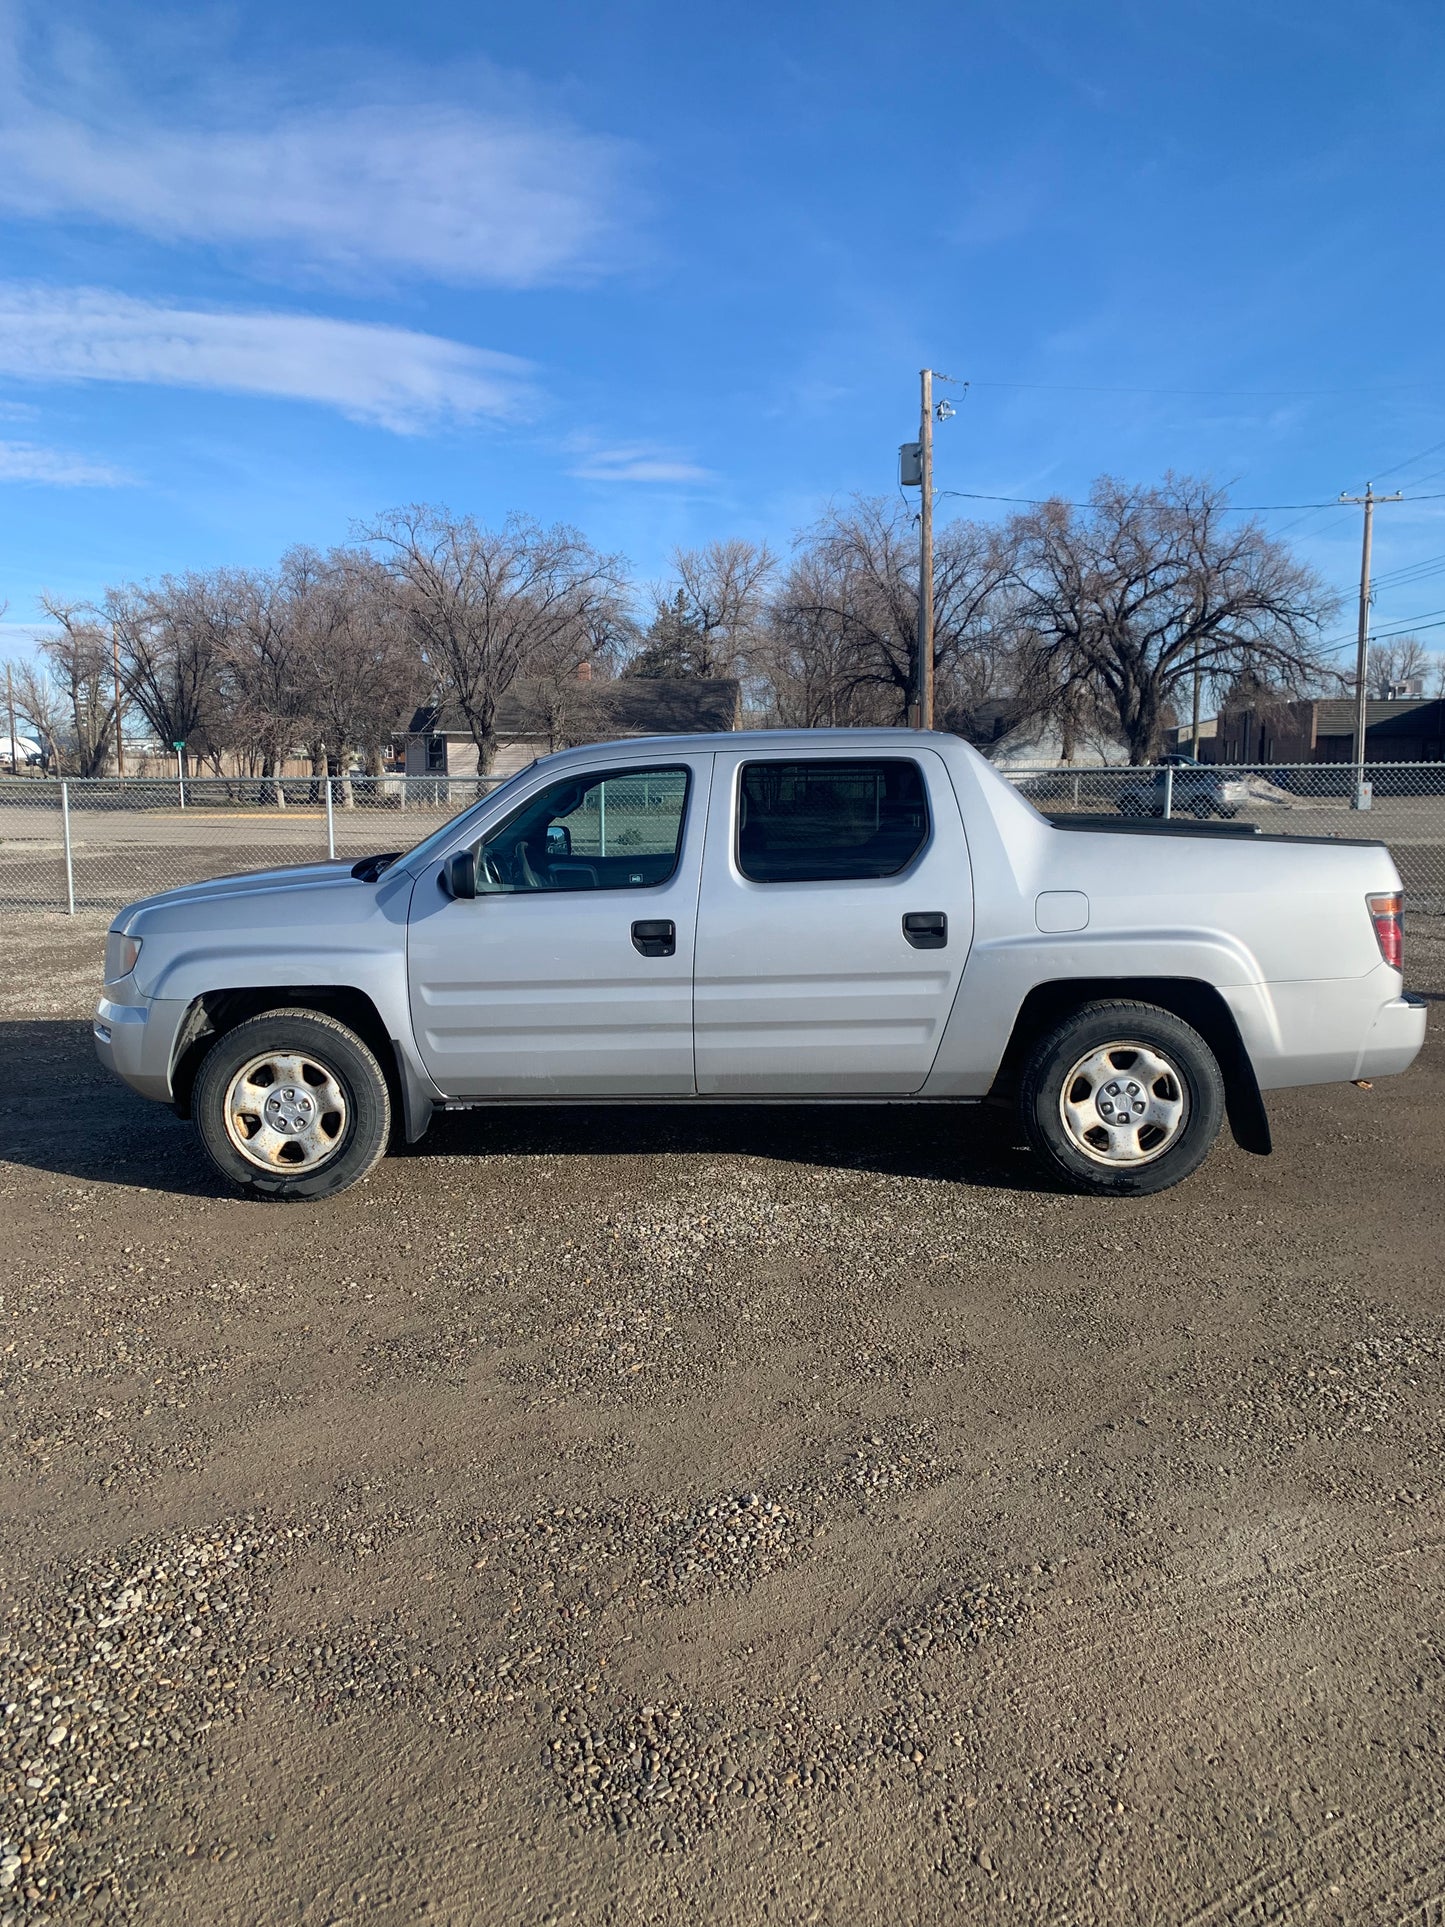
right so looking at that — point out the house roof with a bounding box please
[404,676,741,741]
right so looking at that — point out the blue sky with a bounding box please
[2,0,1444,674]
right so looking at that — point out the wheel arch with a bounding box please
[170,985,434,1143]
[988,976,1271,1156]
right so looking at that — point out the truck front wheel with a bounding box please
[192,1008,392,1201]
[1019,1000,1224,1196]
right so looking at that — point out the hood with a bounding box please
[111,859,363,929]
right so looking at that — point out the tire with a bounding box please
[192,1008,392,1201]
[1019,1000,1225,1197]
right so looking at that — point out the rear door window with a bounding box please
[736,760,930,882]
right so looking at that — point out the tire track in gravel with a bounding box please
[1176,1791,1445,1927]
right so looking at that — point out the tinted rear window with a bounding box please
[737,759,929,883]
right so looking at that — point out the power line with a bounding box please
[1254,439,1445,543]
[1266,504,1356,541]
[1372,612,1445,638]
[1372,434,1445,484]
[966,378,1445,398]
[1370,549,1445,590]
[937,488,1445,512]
[1316,604,1445,656]
[936,489,1335,509]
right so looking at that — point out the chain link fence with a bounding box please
[1008,762,1445,916]
[0,774,503,913]
[2,762,1443,918]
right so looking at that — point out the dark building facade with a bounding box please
[1214,696,1445,765]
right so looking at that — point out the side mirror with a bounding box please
[546,824,572,858]
[441,849,477,900]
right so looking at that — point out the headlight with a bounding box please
[104,932,143,982]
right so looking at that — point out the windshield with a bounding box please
[393,764,538,872]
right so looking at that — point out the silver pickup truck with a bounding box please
[94,729,1425,1202]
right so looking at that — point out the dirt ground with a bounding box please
[1,914,1443,1926]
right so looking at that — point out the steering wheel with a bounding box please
[478,846,506,889]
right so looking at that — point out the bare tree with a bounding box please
[763,498,1022,727]
[366,507,628,774]
[211,568,307,801]
[106,576,232,773]
[634,539,777,679]
[754,549,885,727]
[768,500,916,723]
[932,526,1034,740]
[286,548,420,802]
[506,588,634,753]
[673,538,776,677]
[1366,635,1431,698]
[4,657,65,770]
[1009,476,1339,764]
[34,599,120,775]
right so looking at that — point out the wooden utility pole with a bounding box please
[1190,643,1202,758]
[916,368,935,730]
[1339,484,1402,808]
[111,624,126,777]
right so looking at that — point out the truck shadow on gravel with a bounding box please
[414,1100,1051,1190]
[0,1019,222,1198]
[0,1018,1054,1195]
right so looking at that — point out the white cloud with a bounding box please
[0,437,130,485]
[0,286,535,433]
[567,441,715,484]
[0,20,638,287]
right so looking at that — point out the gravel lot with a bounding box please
[1,914,1443,1925]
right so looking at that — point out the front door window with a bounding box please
[476,766,690,892]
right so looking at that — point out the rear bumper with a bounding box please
[1224,971,1427,1090]
[1355,993,1428,1082]
[93,993,186,1103]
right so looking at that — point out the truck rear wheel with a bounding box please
[1019,1000,1224,1196]
[192,1008,391,1201]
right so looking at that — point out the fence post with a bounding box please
[1162,764,1174,820]
[325,775,336,859]
[60,779,75,915]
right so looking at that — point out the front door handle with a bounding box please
[632,918,676,958]
[902,911,947,949]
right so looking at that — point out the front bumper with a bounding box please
[1356,993,1429,1082]
[93,992,186,1103]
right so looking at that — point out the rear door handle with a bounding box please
[631,918,676,958]
[902,911,947,949]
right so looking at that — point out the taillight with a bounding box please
[1367,892,1403,971]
